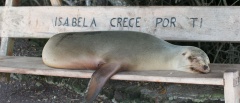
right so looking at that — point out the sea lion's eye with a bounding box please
[188,56,192,59]
[182,52,186,56]
[188,56,197,62]
[188,56,197,59]
[188,56,195,62]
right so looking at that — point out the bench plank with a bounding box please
[1,7,240,41]
[0,56,238,85]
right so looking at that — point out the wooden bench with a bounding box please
[0,0,240,102]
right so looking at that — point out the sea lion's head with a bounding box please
[177,46,210,74]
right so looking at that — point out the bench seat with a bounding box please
[0,56,238,86]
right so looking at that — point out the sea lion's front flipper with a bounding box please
[85,63,121,103]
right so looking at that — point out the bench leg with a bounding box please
[0,38,14,81]
[0,37,14,56]
[0,0,20,81]
[50,0,62,6]
[224,69,240,103]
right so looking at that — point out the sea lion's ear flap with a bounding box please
[182,50,191,57]
[85,63,121,103]
[182,52,187,56]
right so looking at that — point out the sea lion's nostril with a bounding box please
[203,65,208,70]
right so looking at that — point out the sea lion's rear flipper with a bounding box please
[85,63,121,103]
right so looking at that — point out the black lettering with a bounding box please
[72,17,77,27]
[190,18,198,27]
[58,17,63,26]
[156,18,162,27]
[117,18,122,27]
[77,17,82,27]
[55,17,57,26]
[129,18,134,27]
[123,17,128,27]
[83,18,88,27]
[90,18,97,27]
[200,18,203,28]
[162,18,169,27]
[110,18,116,27]
[136,17,141,27]
[170,17,176,27]
[63,17,69,26]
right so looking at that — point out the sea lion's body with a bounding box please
[42,31,210,103]
[43,31,181,71]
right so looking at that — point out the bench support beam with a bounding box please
[224,69,240,103]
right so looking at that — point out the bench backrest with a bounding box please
[1,6,240,42]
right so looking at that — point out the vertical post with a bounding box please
[1,0,20,56]
[86,0,91,6]
[0,38,14,56]
[0,0,21,81]
[50,0,62,6]
[49,0,61,39]
[224,69,240,103]
[5,0,20,6]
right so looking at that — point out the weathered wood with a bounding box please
[5,0,20,6]
[1,0,19,56]
[50,0,62,6]
[0,9,2,34]
[1,6,240,42]
[0,0,20,81]
[0,38,14,56]
[0,0,18,56]
[0,56,237,85]
[224,70,240,103]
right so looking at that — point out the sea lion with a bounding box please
[42,31,210,102]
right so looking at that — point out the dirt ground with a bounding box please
[0,79,83,103]
[0,39,88,103]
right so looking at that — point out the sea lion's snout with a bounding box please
[203,65,208,70]
[189,64,210,74]
[200,65,211,73]
[190,60,211,74]
[202,65,211,73]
